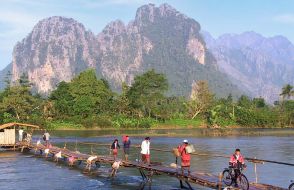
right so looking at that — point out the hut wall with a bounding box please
[0,132,4,144]
[0,129,15,145]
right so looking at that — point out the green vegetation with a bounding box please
[0,70,293,129]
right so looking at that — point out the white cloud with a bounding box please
[273,14,294,24]
[0,10,40,27]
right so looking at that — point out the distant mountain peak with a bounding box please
[135,3,188,24]
[102,19,126,36]
[203,30,294,102]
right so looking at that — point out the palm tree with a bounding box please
[280,84,294,100]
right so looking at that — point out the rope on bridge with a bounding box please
[74,141,294,167]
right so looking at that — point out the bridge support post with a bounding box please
[179,180,194,190]
[138,169,154,190]
[218,172,223,190]
[254,157,258,183]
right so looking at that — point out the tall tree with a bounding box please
[127,70,168,118]
[49,81,74,117]
[237,95,252,108]
[187,80,214,119]
[115,82,131,115]
[0,75,39,121]
[280,84,294,100]
[69,69,113,117]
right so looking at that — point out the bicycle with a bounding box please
[289,180,294,190]
[222,165,249,190]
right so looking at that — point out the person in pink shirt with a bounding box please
[229,149,246,185]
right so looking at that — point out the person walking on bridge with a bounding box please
[141,137,150,164]
[18,128,24,142]
[110,139,120,160]
[43,130,50,147]
[122,135,131,161]
[178,139,191,176]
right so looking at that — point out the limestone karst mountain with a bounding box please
[10,3,241,98]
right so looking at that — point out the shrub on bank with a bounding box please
[112,116,154,128]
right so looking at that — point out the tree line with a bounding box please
[0,69,293,129]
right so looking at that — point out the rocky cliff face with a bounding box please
[10,3,241,98]
[12,16,97,94]
[97,3,210,92]
[203,31,294,102]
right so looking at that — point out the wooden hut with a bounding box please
[0,122,39,147]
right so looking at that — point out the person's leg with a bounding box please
[146,155,150,164]
[233,169,238,186]
[188,166,191,176]
[113,151,117,160]
[141,154,145,163]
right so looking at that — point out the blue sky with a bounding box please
[0,0,294,69]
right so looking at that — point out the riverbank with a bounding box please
[42,119,294,131]
[34,124,294,138]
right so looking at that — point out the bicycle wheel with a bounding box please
[222,169,233,186]
[289,183,294,190]
[237,174,249,190]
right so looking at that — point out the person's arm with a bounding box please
[118,143,120,149]
[229,155,234,166]
[240,156,245,165]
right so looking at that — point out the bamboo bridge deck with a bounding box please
[15,142,287,190]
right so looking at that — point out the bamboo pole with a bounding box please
[75,139,78,152]
[76,142,294,167]
[254,157,258,183]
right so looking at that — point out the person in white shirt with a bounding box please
[141,137,150,164]
[18,128,24,142]
[43,131,50,147]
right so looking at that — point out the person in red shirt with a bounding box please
[229,149,246,186]
[177,139,191,176]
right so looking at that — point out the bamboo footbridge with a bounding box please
[15,141,288,190]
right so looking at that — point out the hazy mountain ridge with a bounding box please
[203,31,294,102]
[0,64,12,89]
[9,3,241,98]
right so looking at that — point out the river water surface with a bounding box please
[0,129,293,190]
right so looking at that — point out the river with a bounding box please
[0,129,293,190]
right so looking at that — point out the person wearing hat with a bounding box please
[140,137,150,164]
[177,139,191,176]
